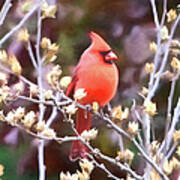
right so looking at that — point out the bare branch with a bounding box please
[160,0,167,26]
[35,5,46,180]
[162,97,180,154]
[147,14,180,100]
[18,95,71,107]
[18,95,54,106]
[71,126,143,180]
[149,0,160,29]
[45,93,60,127]
[165,72,180,138]
[0,1,41,47]
[88,154,123,180]
[98,113,168,180]
[0,0,12,26]
[27,41,38,68]
[166,143,177,161]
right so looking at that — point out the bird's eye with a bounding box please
[100,50,111,58]
[100,50,117,64]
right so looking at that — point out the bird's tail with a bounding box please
[69,108,91,161]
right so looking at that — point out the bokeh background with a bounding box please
[0,0,179,179]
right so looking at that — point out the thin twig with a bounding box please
[164,72,180,139]
[142,113,151,153]
[18,95,54,106]
[166,143,177,161]
[118,134,124,152]
[159,142,178,169]
[27,41,38,68]
[0,1,41,47]
[46,93,60,127]
[148,31,162,90]
[161,98,180,155]
[36,8,44,114]
[144,14,180,178]
[148,0,167,92]
[0,0,12,26]
[98,114,167,179]
[96,151,142,180]
[88,154,123,180]
[149,0,160,29]
[101,113,168,180]
[18,95,71,107]
[38,141,45,180]
[35,5,46,180]
[71,126,143,180]
[137,132,144,149]
[147,14,180,100]
[0,65,36,87]
[0,113,81,143]
[160,0,167,26]
[26,129,80,143]
[132,138,168,180]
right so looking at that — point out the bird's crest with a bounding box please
[89,31,111,51]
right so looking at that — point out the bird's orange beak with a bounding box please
[105,51,118,61]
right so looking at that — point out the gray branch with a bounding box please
[0,1,41,47]
[0,0,12,26]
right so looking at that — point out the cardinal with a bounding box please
[66,31,119,160]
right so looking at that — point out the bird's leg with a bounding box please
[84,104,92,119]
[107,103,113,117]
[99,106,104,117]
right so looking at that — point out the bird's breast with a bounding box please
[75,63,119,106]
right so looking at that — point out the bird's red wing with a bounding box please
[66,69,79,98]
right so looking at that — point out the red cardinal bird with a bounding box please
[66,32,119,160]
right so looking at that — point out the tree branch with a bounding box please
[0,0,12,26]
[0,1,41,47]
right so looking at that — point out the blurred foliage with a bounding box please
[0,144,36,180]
